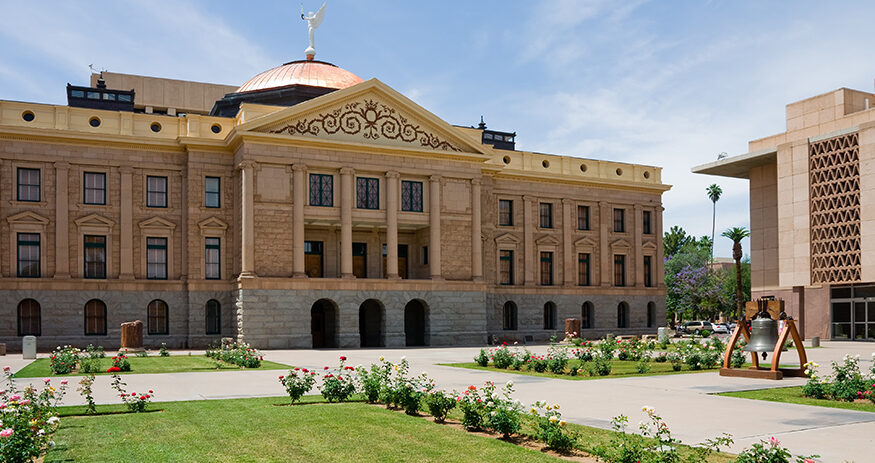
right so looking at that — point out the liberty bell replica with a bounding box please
[744,299,780,360]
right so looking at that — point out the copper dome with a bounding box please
[236,60,363,93]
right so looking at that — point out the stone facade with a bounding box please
[0,74,669,351]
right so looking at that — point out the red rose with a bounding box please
[339,356,347,361]
[148,390,153,393]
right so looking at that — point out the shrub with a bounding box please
[546,345,569,374]
[699,329,711,338]
[474,349,489,367]
[511,353,526,370]
[135,350,149,358]
[530,401,579,453]
[109,374,154,413]
[319,356,357,403]
[492,346,514,369]
[576,348,594,362]
[279,367,317,403]
[84,344,105,359]
[457,385,485,430]
[357,358,391,403]
[424,390,456,423]
[49,346,79,375]
[685,352,703,371]
[653,353,668,363]
[730,348,746,368]
[159,343,170,357]
[635,356,651,374]
[0,368,68,463]
[111,354,131,372]
[829,354,868,402]
[78,357,101,374]
[205,341,263,368]
[77,374,96,414]
[735,437,818,463]
[530,356,548,373]
[482,381,522,438]
[587,355,611,376]
[668,352,683,371]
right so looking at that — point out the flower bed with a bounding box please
[205,341,263,368]
[0,367,68,463]
[802,354,875,404]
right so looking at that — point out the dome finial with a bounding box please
[301,2,327,61]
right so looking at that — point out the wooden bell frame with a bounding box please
[719,300,808,380]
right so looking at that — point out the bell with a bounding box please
[744,317,780,359]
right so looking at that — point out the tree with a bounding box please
[706,184,722,262]
[721,226,750,320]
[663,225,692,257]
[717,258,750,316]
[664,234,721,322]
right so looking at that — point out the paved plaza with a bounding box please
[7,341,875,462]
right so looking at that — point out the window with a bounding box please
[356,177,379,209]
[502,301,517,330]
[205,176,220,208]
[17,168,40,202]
[578,253,591,286]
[577,205,590,230]
[613,208,625,232]
[581,302,594,329]
[305,241,324,277]
[205,237,220,279]
[499,250,514,285]
[499,200,513,226]
[422,245,428,265]
[647,302,656,328]
[146,176,167,207]
[643,210,652,235]
[540,251,553,286]
[617,302,629,328]
[543,302,556,330]
[539,203,553,228]
[205,299,221,335]
[84,299,107,336]
[643,256,653,287]
[18,299,40,336]
[401,180,423,212]
[17,233,40,278]
[147,299,169,335]
[614,254,626,287]
[83,172,106,205]
[146,237,168,279]
[309,174,333,207]
[83,235,106,279]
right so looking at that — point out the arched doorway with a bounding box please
[404,299,428,346]
[311,299,338,348]
[503,301,518,331]
[359,299,383,347]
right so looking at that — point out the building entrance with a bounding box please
[831,285,875,340]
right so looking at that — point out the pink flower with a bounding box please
[0,404,6,409]
[0,428,12,438]
[60,380,68,385]
[43,378,51,384]
[2,367,9,372]
[19,399,30,406]
[9,395,20,401]
[768,437,780,447]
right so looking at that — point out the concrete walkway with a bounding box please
[6,341,874,462]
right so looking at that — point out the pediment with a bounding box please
[7,211,50,225]
[610,238,632,249]
[240,79,489,155]
[574,236,598,248]
[138,216,176,230]
[494,232,521,245]
[74,213,115,229]
[198,216,228,231]
[642,241,658,251]
[535,235,561,246]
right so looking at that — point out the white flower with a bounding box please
[549,415,559,423]
[506,380,514,387]
[47,416,59,424]
[400,356,407,361]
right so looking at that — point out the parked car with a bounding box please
[710,323,730,335]
[678,321,714,335]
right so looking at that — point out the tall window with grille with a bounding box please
[613,208,625,232]
[148,300,169,335]
[643,255,653,287]
[539,203,553,228]
[578,253,591,286]
[499,250,514,285]
[205,237,220,280]
[84,299,107,336]
[356,177,379,209]
[543,302,556,330]
[499,199,513,226]
[17,233,40,278]
[503,302,517,330]
[83,172,106,205]
[205,300,221,335]
[581,302,594,329]
[17,168,40,202]
[577,205,590,230]
[146,237,168,279]
[613,254,626,287]
[617,302,629,328]
[642,210,652,235]
[146,176,167,207]
[84,235,106,279]
[17,299,40,336]
[540,251,554,285]
[401,180,423,212]
[309,174,333,206]
[205,176,220,208]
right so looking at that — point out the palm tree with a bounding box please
[721,226,750,320]
[706,184,722,262]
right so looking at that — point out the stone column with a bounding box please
[239,161,256,277]
[54,162,70,279]
[385,171,400,279]
[656,205,665,287]
[562,199,575,286]
[471,178,483,281]
[599,201,611,286]
[292,164,307,277]
[634,204,643,288]
[429,175,442,279]
[523,195,535,285]
[340,168,355,278]
[119,166,134,279]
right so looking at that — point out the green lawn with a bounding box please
[443,359,716,380]
[717,386,875,413]
[15,355,289,378]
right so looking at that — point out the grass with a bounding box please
[442,359,717,380]
[717,386,875,413]
[47,395,734,462]
[14,355,289,378]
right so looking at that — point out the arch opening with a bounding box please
[404,299,429,346]
[359,299,384,347]
[311,299,338,348]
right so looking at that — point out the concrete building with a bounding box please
[0,57,669,350]
[694,86,875,341]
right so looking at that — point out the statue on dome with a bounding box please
[301,2,326,60]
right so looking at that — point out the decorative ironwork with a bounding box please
[269,99,462,151]
[401,180,423,212]
[810,132,861,284]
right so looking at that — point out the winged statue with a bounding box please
[301,2,327,58]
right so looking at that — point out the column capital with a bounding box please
[598,200,610,208]
[633,203,642,211]
[523,195,536,203]
[292,163,308,173]
[385,171,400,179]
[561,198,574,205]
[340,167,355,176]
[429,174,442,183]
[471,177,481,186]
[119,166,134,175]
[53,161,70,170]
[237,160,257,171]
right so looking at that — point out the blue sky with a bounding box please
[2,1,875,257]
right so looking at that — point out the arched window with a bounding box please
[17,299,40,336]
[148,299,169,335]
[205,299,221,335]
[647,302,656,328]
[84,299,107,336]
[617,302,629,329]
[543,302,556,330]
[581,301,594,329]
[502,301,518,331]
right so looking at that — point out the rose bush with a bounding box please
[279,367,317,404]
[0,368,67,463]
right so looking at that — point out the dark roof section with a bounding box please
[210,84,337,117]
[67,78,135,112]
